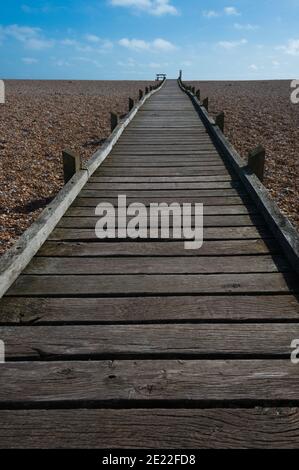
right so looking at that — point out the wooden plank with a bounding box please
[0,324,297,359]
[89,176,235,182]
[102,161,226,167]
[57,212,265,228]
[48,226,272,241]
[0,360,298,403]
[0,408,298,448]
[79,189,244,198]
[95,168,231,176]
[58,215,265,229]
[66,205,258,216]
[38,239,279,257]
[72,196,251,206]
[85,181,240,190]
[1,295,298,324]
[6,273,298,296]
[24,255,289,275]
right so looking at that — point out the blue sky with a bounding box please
[0,0,299,79]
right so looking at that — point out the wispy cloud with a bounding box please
[119,37,176,52]
[277,39,299,55]
[203,6,241,19]
[218,38,248,50]
[202,10,219,19]
[224,6,241,16]
[21,57,38,64]
[234,23,258,31]
[109,0,178,16]
[0,24,54,49]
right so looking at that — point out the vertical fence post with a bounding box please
[129,97,134,111]
[139,89,143,100]
[62,149,81,184]
[215,112,225,132]
[110,112,118,132]
[247,146,266,181]
[145,86,149,94]
[196,90,201,101]
[202,97,209,111]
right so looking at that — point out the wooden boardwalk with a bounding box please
[0,80,299,448]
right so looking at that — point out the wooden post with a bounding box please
[110,112,118,132]
[247,145,266,182]
[145,86,149,94]
[202,97,209,111]
[196,90,201,101]
[179,70,182,80]
[150,86,153,91]
[62,149,81,184]
[215,112,225,132]
[139,89,143,100]
[192,86,195,94]
[128,97,134,111]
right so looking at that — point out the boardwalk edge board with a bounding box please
[0,81,165,299]
[178,78,299,275]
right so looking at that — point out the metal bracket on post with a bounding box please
[215,112,225,132]
[202,97,209,111]
[247,145,266,182]
[62,149,81,184]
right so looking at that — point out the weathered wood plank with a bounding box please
[24,255,289,275]
[6,273,298,296]
[72,196,251,206]
[95,168,230,176]
[66,204,257,216]
[89,175,235,182]
[58,215,265,229]
[48,226,272,241]
[38,239,279,257]
[0,360,298,403]
[1,323,298,359]
[85,181,241,190]
[79,189,245,198]
[1,408,298,448]
[102,161,226,167]
[1,295,298,324]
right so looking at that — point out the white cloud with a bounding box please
[218,38,248,50]
[85,34,101,43]
[224,7,241,16]
[74,57,102,67]
[202,10,219,18]
[203,6,241,19]
[0,24,53,50]
[22,57,38,64]
[109,0,178,16]
[85,35,113,50]
[272,60,280,67]
[278,39,299,56]
[249,64,258,70]
[119,37,176,52]
[61,38,79,46]
[234,23,258,31]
